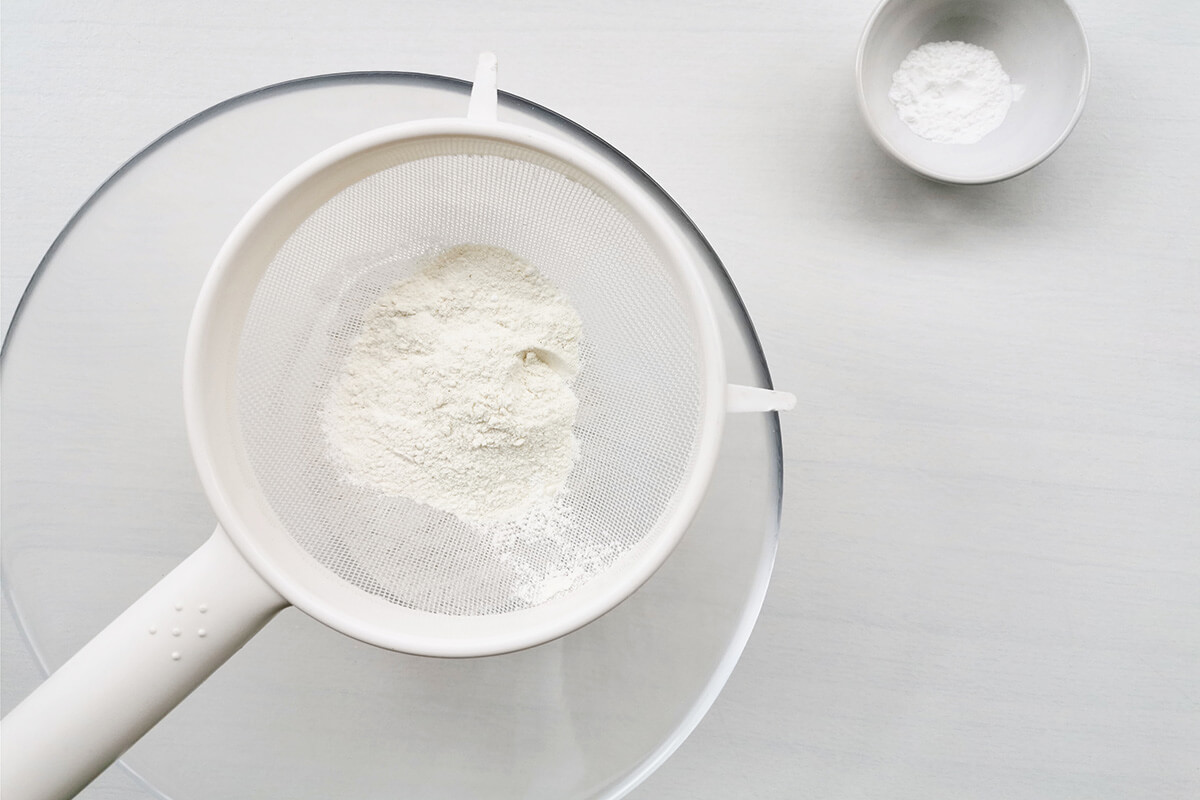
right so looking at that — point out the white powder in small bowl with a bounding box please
[889,40,1020,144]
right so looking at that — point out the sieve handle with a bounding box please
[0,527,287,800]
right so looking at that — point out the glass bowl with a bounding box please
[1,72,784,800]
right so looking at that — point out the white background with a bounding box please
[3,1,1198,798]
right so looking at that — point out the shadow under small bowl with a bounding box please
[856,0,1090,184]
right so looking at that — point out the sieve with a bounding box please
[0,55,794,800]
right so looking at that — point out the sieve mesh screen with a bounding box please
[235,136,703,616]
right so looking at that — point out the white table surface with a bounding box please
[3,1,1198,798]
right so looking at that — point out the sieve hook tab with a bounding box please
[726,383,796,413]
[467,52,499,122]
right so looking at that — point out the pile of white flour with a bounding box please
[325,244,583,523]
[889,41,1020,144]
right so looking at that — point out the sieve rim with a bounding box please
[183,117,727,656]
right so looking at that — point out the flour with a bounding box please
[325,244,583,523]
[889,41,1020,144]
[484,492,619,605]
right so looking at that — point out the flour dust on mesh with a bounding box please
[325,244,611,605]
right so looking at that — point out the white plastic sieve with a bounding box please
[0,55,794,800]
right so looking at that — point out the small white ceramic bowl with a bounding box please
[856,0,1090,184]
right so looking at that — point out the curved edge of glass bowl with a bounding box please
[0,71,785,800]
[500,85,786,800]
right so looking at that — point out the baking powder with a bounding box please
[889,41,1019,144]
